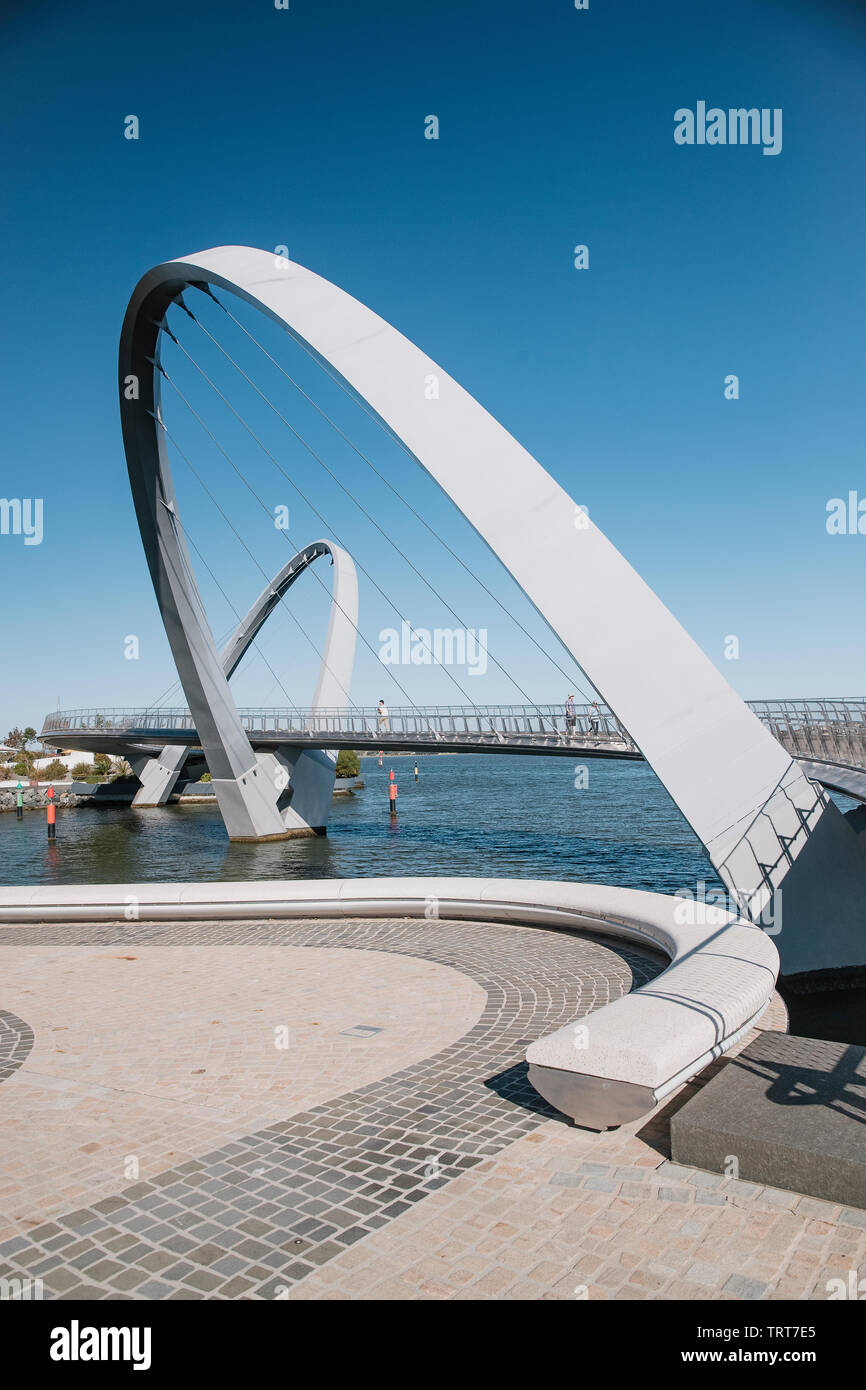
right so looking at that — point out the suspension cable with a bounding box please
[199,286,595,704]
[173,299,550,709]
[160,334,492,713]
[154,412,356,710]
[149,615,238,709]
[154,369,446,728]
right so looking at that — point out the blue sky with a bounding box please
[1,0,864,737]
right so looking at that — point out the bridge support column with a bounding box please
[130,746,294,838]
[131,746,190,807]
[131,745,338,837]
[262,746,338,837]
[210,758,291,842]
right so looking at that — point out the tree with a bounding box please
[5,728,37,775]
[336,750,360,778]
[6,727,37,751]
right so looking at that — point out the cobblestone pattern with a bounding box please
[0,1011,33,1084]
[281,1106,866,1302]
[0,915,661,1300]
[0,938,485,1235]
[279,998,866,1304]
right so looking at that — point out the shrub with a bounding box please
[70,762,92,779]
[200,771,212,782]
[336,749,360,778]
[93,753,111,776]
[109,758,133,780]
[41,760,67,781]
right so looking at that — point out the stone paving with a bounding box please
[0,936,485,1236]
[286,1043,866,1302]
[0,914,862,1300]
[0,914,658,1299]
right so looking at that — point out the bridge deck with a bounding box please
[46,726,642,760]
[38,701,866,795]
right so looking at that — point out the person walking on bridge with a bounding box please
[377,699,390,733]
[565,694,576,736]
[589,700,601,737]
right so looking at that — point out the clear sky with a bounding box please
[1,0,864,738]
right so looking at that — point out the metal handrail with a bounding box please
[38,699,866,769]
[39,702,630,742]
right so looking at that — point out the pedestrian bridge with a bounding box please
[40,698,866,800]
[45,241,866,986]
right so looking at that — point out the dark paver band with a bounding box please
[0,915,663,1300]
[0,1010,34,1083]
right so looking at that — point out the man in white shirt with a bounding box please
[565,694,576,736]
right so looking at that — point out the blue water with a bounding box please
[0,754,725,893]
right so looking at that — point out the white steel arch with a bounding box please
[120,246,866,974]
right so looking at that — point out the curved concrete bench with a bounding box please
[0,877,779,1130]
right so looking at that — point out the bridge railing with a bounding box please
[716,759,829,924]
[40,703,633,744]
[39,699,866,767]
[748,699,866,769]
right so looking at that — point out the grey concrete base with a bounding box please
[671,1032,866,1209]
[69,779,138,802]
[211,764,289,841]
[333,775,362,796]
[269,746,337,835]
[131,744,190,806]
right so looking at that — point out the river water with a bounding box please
[0,753,730,892]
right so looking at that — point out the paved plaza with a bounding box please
[0,915,863,1301]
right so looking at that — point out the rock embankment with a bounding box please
[1,775,365,812]
[0,784,87,812]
